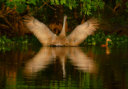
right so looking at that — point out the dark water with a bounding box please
[0,46,128,89]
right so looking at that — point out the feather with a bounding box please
[23,16,99,46]
[67,18,99,46]
[23,16,57,46]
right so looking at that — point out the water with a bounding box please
[0,46,128,89]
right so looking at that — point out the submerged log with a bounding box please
[23,15,99,46]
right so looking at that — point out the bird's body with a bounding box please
[101,38,112,47]
[24,15,98,46]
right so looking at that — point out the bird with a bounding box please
[101,38,112,55]
[101,38,112,47]
[23,15,99,46]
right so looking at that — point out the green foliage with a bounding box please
[3,0,105,15]
[125,1,128,12]
[1,0,128,16]
[6,0,27,13]
[81,31,128,47]
[0,35,40,52]
[0,36,13,45]
[116,0,122,4]
[81,0,104,15]
[0,30,128,52]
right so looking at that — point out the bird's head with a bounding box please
[106,38,112,46]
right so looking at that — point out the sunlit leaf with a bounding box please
[50,0,55,5]
[55,0,59,5]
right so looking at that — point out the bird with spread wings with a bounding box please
[23,15,98,46]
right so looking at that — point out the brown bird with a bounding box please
[23,15,98,46]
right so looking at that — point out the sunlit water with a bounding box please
[0,46,128,89]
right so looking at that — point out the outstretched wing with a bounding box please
[68,47,96,73]
[67,18,99,46]
[23,47,54,76]
[23,16,57,46]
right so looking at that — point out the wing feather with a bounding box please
[68,47,96,73]
[67,18,99,46]
[23,16,57,46]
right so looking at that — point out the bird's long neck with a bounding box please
[59,16,67,37]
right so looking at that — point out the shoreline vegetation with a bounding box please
[0,0,128,51]
[0,30,128,52]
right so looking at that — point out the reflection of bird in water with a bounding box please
[23,47,97,78]
[23,15,98,46]
[68,47,96,73]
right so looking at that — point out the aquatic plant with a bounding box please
[0,30,128,52]
[82,30,128,47]
[0,35,40,52]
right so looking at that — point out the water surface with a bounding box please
[0,46,128,89]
